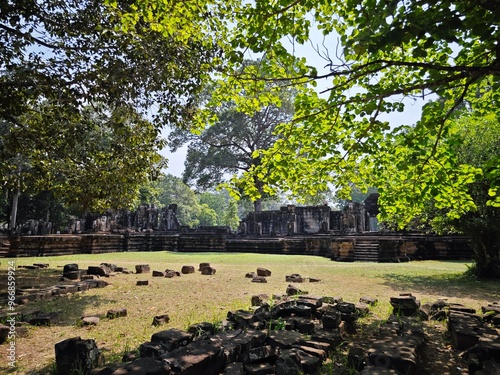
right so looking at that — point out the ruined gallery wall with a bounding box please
[0,232,473,262]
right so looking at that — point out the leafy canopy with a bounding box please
[1,0,225,213]
[92,1,500,226]
[212,0,500,226]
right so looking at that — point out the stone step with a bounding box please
[354,241,379,261]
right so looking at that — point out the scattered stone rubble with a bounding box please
[423,299,500,375]
[6,264,499,374]
[56,289,366,375]
[49,290,500,375]
[0,263,111,309]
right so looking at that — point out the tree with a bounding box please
[392,113,500,277]
[1,0,221,219]
[1,0,218,128]
[214,0,500,277]
[222,199,240,230]
[199,190,240,229]
[1,103,165,219]
[113,0,500,275]
[197,204,218,226]
[155,174,202,227]
[168,60,296,211]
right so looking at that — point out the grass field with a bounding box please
[1,252,499,374]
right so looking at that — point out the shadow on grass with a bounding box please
[29,294,115,326]
[381,271,500,301]
[0,268,63,295]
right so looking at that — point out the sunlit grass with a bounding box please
[0,252,498,373]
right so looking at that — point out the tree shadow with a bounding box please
[381,271,500,302]
[1,266,117,327]
[0,267,63,295]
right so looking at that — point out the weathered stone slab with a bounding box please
[286,274,304,283]
[107,308,128,319]
[138,342,166,359]
[55,337,102,375]
[243,362,275,375]
[199,262,211,271]
[286,284,307,296]
[64,270,82,280]
[298,340,332,355]
[292,344,327,361]
[136,280,149,286]
[110,357,171,375]
[256,267,272,277]
[227,310,257,329]
[449,304,476,314]
[293,348,323,373]
[81,316,100,326]
[275,350,300,375]
[210,329,267,364]
[273,301,312,319]
[322,311,342,330]
[201,266,216,275]
[88,265,111,277]
[84,279,109,288]
[348,347,366,371]
[240,345,279,364]
[164,269,178,278]
[28,311,60,326]
[288,317,315,334]
[187,322,214,336]
[63,263,79,274]
[223,362,244,375]
[161,339,224,375]
[251,294,269,306]
[135,264,151,273]
[322,296,343,304]
[181,265,195,274]
[296,295,322,310]
[389,295,420,316]
[150,328,192,351]
[360,296,378,305]
[152,314,170,326]
[100,263,117,272]
[152,271,166,277]
[311,329,343,347]
[251,276,267,283]
[266,330,303,349]
[482,304,500,315]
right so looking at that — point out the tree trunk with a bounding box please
[254,198,262,212]
[9,187,19,233]
[469,227,500,279]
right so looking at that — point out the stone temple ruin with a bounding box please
[0,193,473,261]
[239,195,379,236]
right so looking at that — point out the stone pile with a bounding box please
[62,263,132,281]
[246,267,272,283]
[10,277,108,307]
[422,299,500,375]
[323,293,425,374]
[285,273,322,283]
[58,291,370,375]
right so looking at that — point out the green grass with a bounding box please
[0,252,498,373]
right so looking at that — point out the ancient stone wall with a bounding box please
[1,233,473,261]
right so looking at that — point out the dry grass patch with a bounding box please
[0,252,498,374]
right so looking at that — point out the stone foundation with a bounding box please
[0,233,473,261]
